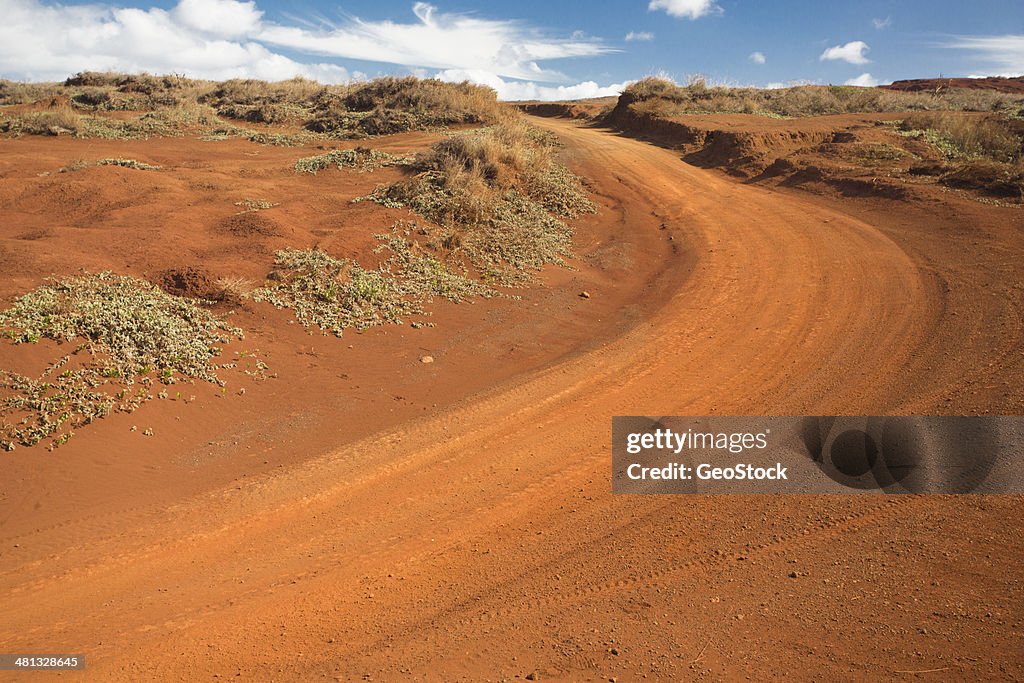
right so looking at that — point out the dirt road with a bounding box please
[1,117,1021,681]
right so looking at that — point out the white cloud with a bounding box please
[173,0,262,38]
[435,68,630,101]
[256,2,612,82]
[820,41,871,65]
[625,31,655,42]
[872,17,891,30]
[648,0,721,20]
[0,0,350,82]
[942,34,1024,76]
[0,0,613,86]
[844,72,879,86]
[749,51,766,65]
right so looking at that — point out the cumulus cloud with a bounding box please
[0,0,614,90]
[844,72,880,86]
[625,31,655,42]
[648,0,722,20]
[0,0,350,82]
[942,34,1024,76]
[749,51,766,65]
[820,41,871,65]
[872,17,892,30]
[173,0,262,38]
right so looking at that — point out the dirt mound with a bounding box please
[516,98,616,120]
[885,76,1024,94]
[218,211,282,237]
[598,91,1021,201]
[157,266,217,299]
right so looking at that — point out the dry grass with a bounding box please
[619,77,1024,119]
[893,112,1023,197]
[364,122,594,284]
[0,107,81,135]
[899,112,1021,161]
[2,72,512,140]
[617,77,1024,199]
[200,77,323,124]
[306,77,507,137]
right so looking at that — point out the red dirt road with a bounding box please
[1,117,1022,681]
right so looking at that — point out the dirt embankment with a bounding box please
[885,76,1024,94]
[599,91,912,198]
[515,97,617,121]
[555,90,1023,202]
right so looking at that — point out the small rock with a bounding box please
[526,673,539,681]
[579,291,591,299]
[420,355,434,364]
[788,571,799,578]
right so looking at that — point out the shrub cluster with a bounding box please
[363,123,595,284]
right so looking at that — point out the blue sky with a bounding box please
[1,0,1022,99]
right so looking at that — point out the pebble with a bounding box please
[420,355,434,364]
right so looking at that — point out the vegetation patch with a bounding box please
[251,249,422,336]
[294,147,414,174]
[616,77,1024,119]
[3,73,509,142]
[234,198,279,213]
[896,112,1021,161]
[251,220,496,337]
[60,158,161,172]
[0,272,248,449]
[891,113,1023,197]
[361,123,595,285]
[305,76,505,138]
[199,123,315,147]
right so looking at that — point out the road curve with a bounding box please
[1,117,1020,681]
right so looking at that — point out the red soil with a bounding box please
[885,76,1024,93]
[0,115,1022,680]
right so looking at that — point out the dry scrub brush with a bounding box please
[1,72,510,141]
[895,112,1024,197]
[619,77,1024,119]
[364,122,595,285]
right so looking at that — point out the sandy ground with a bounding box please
[0,115,1022,681]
